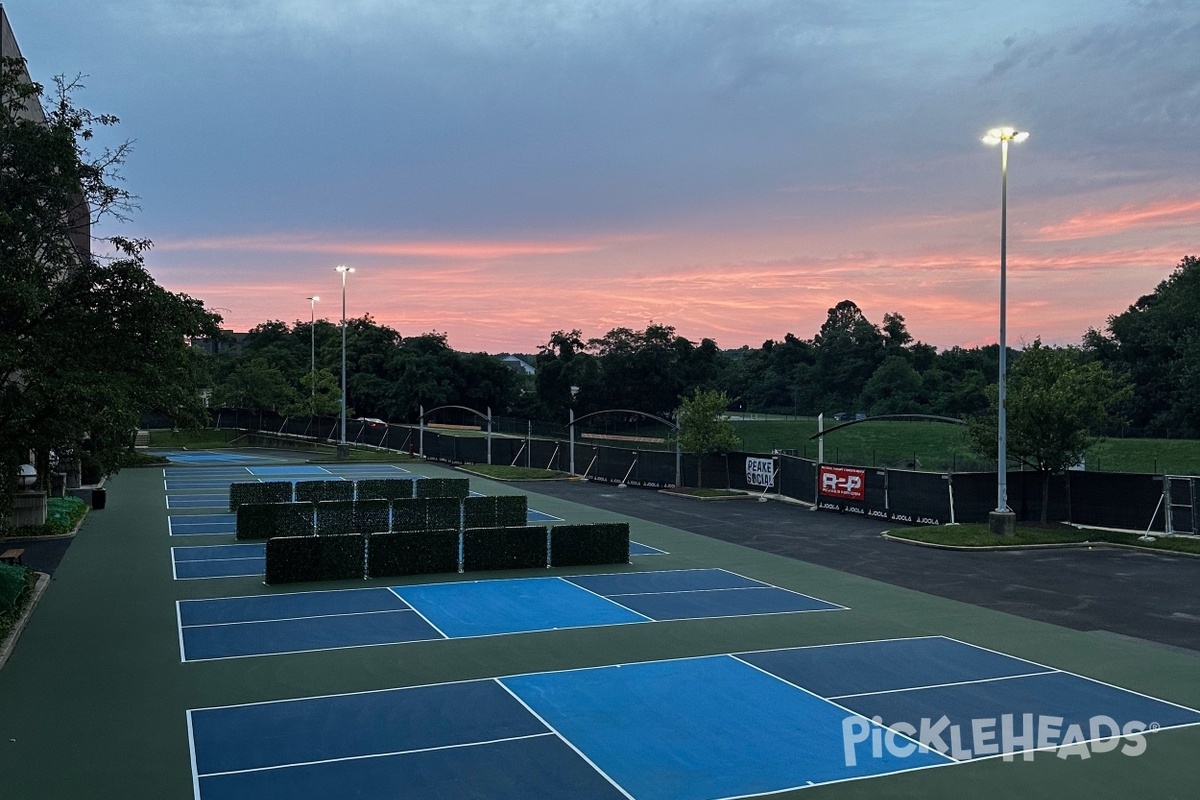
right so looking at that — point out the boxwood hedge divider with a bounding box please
[236,502,315,540]
[356,478,416,501]
[295,479,355,504]
[229,481,294,511]
[549,523,630,566]
[366,530,460,578]
[463,525,548,572]
[265,534,366,584]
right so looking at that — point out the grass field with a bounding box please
[148,420,1200,475]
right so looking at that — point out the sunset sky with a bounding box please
[9,1,1198,353]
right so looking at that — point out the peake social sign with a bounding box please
[819,465,866,500]
[745,457,775,488]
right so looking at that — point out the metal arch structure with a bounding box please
[567,409,680,488]
[807,414,966,440]
[418,404,494,464]
[808,413,966,468]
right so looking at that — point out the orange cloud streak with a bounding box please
[1033,196,1200,241]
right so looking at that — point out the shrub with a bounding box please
[356,478,416,501]
[228,481,293,511]
[415,477,470,500]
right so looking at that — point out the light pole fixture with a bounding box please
[335,266,354,457]
[981,126,1028,535]
[306,296,319,407]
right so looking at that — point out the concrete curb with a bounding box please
[656,489,755,501]
[0,571,51,672]
[454,466,575,482]
[881,532,1200,559]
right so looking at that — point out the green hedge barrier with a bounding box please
[295,479,355,504]
[549,523,630,566]
[228,481,293,511]
[391,498,427,532]
[265,534,366,584]
[463,496,498,529]
[415,477,470,500]
[366,530,460,578]
[463,525,548,572]
[428,497,461,530]
[236,502,315,540]
[356,478,415,501]
[496,494,528,527]
[313,500,390,535]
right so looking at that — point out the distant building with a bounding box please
[1,5,91,262]
[498,354,535,375]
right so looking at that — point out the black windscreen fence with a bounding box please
[1069,471,1165,532]
[887,470,951,525]
[195,411,1174,532]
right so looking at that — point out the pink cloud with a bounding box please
[153,233,615,259]
[1033,196,1200,241]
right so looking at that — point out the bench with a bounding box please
[0,548,25,566]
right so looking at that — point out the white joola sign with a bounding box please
[746,457,775,488]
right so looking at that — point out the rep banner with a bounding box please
[819,465,866,500]
[746,457,776,488]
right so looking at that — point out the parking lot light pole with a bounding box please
[306,296,319,408]
[982,126,1028,535]
[335,266,354,458]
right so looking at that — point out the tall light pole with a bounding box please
[306,296,319,409]
[982,126,1028,535]
[335,266,354,458]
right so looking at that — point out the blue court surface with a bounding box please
[172,539,666,580]
[188,636,1200,800]
[176,569,844,660]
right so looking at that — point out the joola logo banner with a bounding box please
[819,466,866,499]
[746,457,775,488]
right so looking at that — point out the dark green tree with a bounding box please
[1084,255,1200,432]
[677,388,740,486]
[967,341,1127,523]
[1,57,220,510]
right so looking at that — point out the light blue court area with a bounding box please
[392,578,648,638]
[166,493,227,510]
[628,541,667,556]
[187,637,1200,800]
[177,569,843,660]
[169,514,236,536]
[171,540,666,581]
[245,465,333,476]
[172,544,265,579]
[525,508,563,523]
[161,451,280,465]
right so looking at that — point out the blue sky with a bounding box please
[8,0,1198,351]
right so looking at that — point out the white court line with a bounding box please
[185,635,1052,714]
[552,577,654,622]
[494,680,636,800]
[826,669,1060,700]
[186,710,201,800]
[730,654,958,762]
[938,635,1200,716]
[181,607,418,630]
[605,585,796,599]
[387,587,451,639]
[195,732,556,779]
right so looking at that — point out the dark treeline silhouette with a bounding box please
[201,256,1199,436]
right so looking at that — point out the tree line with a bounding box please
[204,255,1198,441]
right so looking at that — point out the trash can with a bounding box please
[91,488,107,510]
